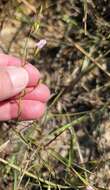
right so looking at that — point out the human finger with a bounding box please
[0,53,41,86]
[12,84,50,103]
[0,100,46,121]
[0,66,29,101]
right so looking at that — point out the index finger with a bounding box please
[0,53,41,87]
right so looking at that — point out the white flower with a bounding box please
[36,39,47,49]
[86,186,94,190]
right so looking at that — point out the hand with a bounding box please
[0,53,50,121]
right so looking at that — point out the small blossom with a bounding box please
[86,186,94,190]
[36,39,47,49]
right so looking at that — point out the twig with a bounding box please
[73,42,110,78]
[18,0,36,13]
[83,0,88,35]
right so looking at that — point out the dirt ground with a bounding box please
[0,0,110,190]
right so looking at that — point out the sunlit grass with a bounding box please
[0,0,110,190]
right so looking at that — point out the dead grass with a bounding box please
[0,0,110,189]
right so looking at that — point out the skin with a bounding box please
[0,53,50,121]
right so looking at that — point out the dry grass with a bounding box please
[0,0,110,189]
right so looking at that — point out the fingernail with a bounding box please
[7,66,29,94]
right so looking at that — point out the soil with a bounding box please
[0,0,110,189]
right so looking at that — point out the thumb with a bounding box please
[0,66,29,101]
